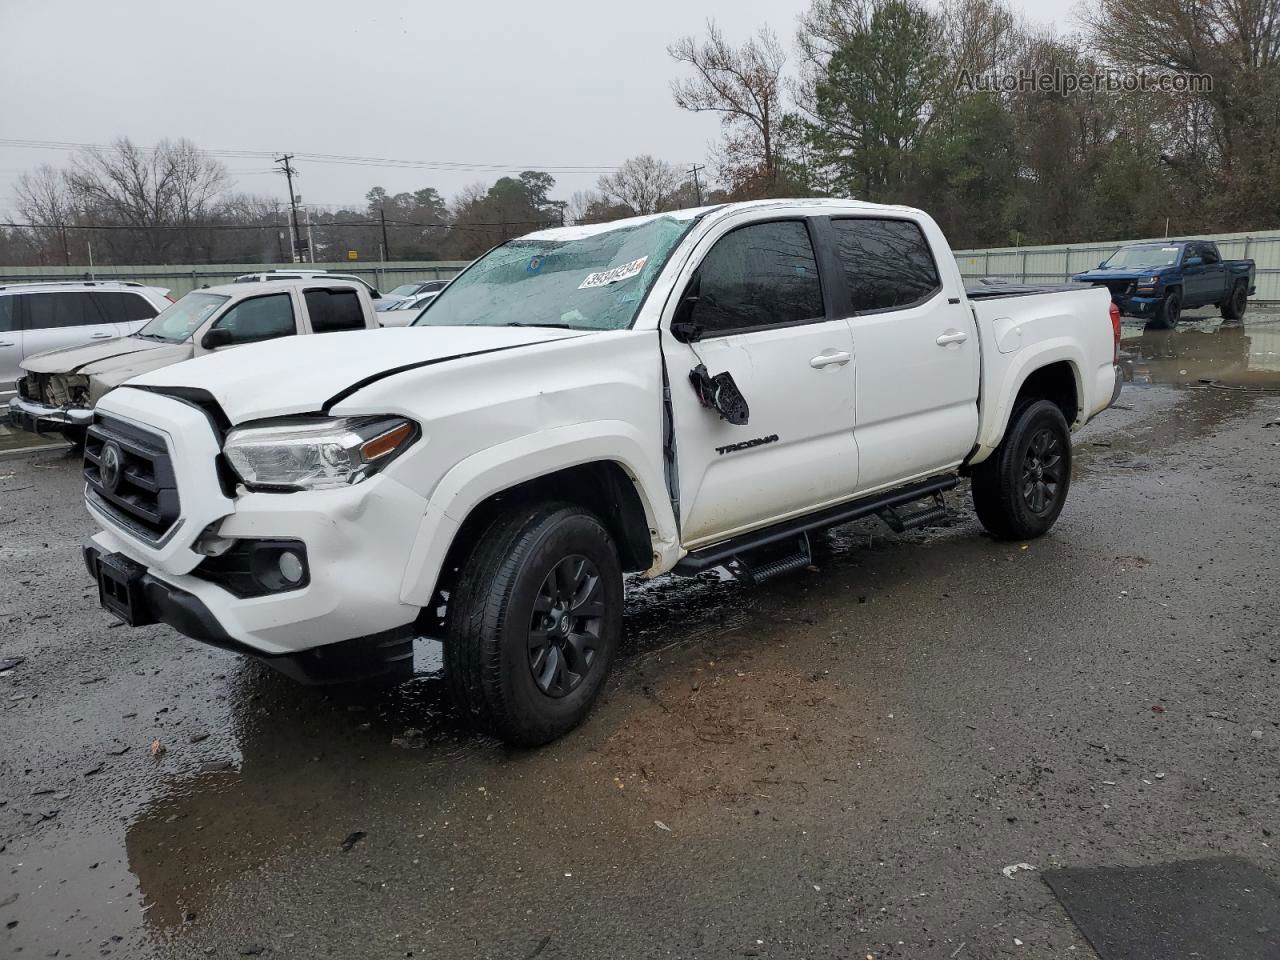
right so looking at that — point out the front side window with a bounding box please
[136,292,228,343]
[23,292,106,330]
[415,214,696,331]
[212,293,296,344]
[687,220,825,336]
[304,288,365,333]
[832,218,941,313]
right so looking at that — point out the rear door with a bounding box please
[662,216,859,546]
[831,215,980,494]
[0,296,22,390]
[19,291,120,362]
[1187,242,1225,306]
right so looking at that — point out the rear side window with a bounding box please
[690,220,825,335]
[22,292,107,329]
[831,218,941,313]
[0,297,15,333]
[304,288,365,333]
[92,292,159,323]
[212,293,296,344]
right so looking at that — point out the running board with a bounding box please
[674,474,959,575]
[877,494,949,533]
[723,533,812,585]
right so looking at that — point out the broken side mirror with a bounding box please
[689,363,750,425]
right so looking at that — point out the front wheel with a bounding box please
[971,399,1072,541]
[444,502,623,746]
[1153,290,1181,329]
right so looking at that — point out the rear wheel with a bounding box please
[971,399,1072,541]
[1153,289,1181,329]
[1221,281,1248,321]
[444,501,623,746]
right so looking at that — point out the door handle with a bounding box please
[810,351,851,368]
[936,331,968,346]
[0,341,13,347]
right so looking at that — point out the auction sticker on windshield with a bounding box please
[579,256,648,289]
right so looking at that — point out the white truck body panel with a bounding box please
[82,199,1119,661]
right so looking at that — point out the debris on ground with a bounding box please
[150,739,166,756]
[340,830,367,852]
[654,820,672,832]
[1002,862,1037,879]
[0,657,24,672]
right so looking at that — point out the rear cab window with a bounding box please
[830,218,942,314]
[304,288,366,333]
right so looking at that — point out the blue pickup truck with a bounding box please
[1071,240,1255,329]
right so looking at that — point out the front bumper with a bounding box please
[8,395,94,433]
[83,544,414,684]
[1113,295,1161,317]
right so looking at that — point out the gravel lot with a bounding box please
[2,309,1279,959]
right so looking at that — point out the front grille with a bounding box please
[1104,280,1135,298]
[84,416,180,543]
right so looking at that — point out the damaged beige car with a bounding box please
[8,279,382,444]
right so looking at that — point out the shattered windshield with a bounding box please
[1102,244,1182,269]
[135,292,228,343]
[414,215,695,331]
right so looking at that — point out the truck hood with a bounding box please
[22,336,190,377]
[1072,268,1162,283]
[124,326,591,424]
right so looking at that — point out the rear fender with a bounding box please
[972,343,1085,463]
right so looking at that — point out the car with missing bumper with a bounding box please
[80,199,1121,745]
[9,279,381,443]
[1071,239,1255,328]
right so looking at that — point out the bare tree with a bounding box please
[14,164,76,265]
[63,137,229,261]
[669,21,788,196]
[596,155,685,214]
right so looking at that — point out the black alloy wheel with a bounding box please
[1020,427,1065,515]
[528,555,605,698]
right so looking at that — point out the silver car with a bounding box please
[0,281,171,394]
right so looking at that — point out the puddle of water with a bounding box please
[1119,310,1280,390]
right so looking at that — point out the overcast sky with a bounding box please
[0,0,1082,218]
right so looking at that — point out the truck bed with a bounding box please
[965,281,1085,300]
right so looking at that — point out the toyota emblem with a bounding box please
[101,441,123,493]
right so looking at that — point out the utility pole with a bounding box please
[689,164,705,206]
[275,154,302,263]
[380,206,391,262]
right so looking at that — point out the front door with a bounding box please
[0,296,22,390]
[662,218,859,547]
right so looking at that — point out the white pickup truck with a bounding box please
[80,199,1121,744]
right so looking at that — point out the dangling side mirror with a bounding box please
[201,326,233,350]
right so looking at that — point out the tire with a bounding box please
[971,399,1072,541]
[1221,281,1248,321]
[1152,289,1181,329]
[443,501,623,746]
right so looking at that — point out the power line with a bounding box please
[0,138,622,174]
[0,217,560,232]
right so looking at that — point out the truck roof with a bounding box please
[194,278,369,297]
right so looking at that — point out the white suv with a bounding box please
[0,281,171,393]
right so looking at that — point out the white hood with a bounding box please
[123,326,588,424]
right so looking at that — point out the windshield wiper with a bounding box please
[504,322,577,330]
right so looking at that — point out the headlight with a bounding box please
[1141,275,1161,285]
[223,416,417,491]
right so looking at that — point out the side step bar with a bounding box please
[673,474,959,576]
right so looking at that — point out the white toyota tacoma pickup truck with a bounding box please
[81,199,1121,744]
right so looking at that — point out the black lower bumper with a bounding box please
[83,544,415,685]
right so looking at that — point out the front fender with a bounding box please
[397,420,680,605]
